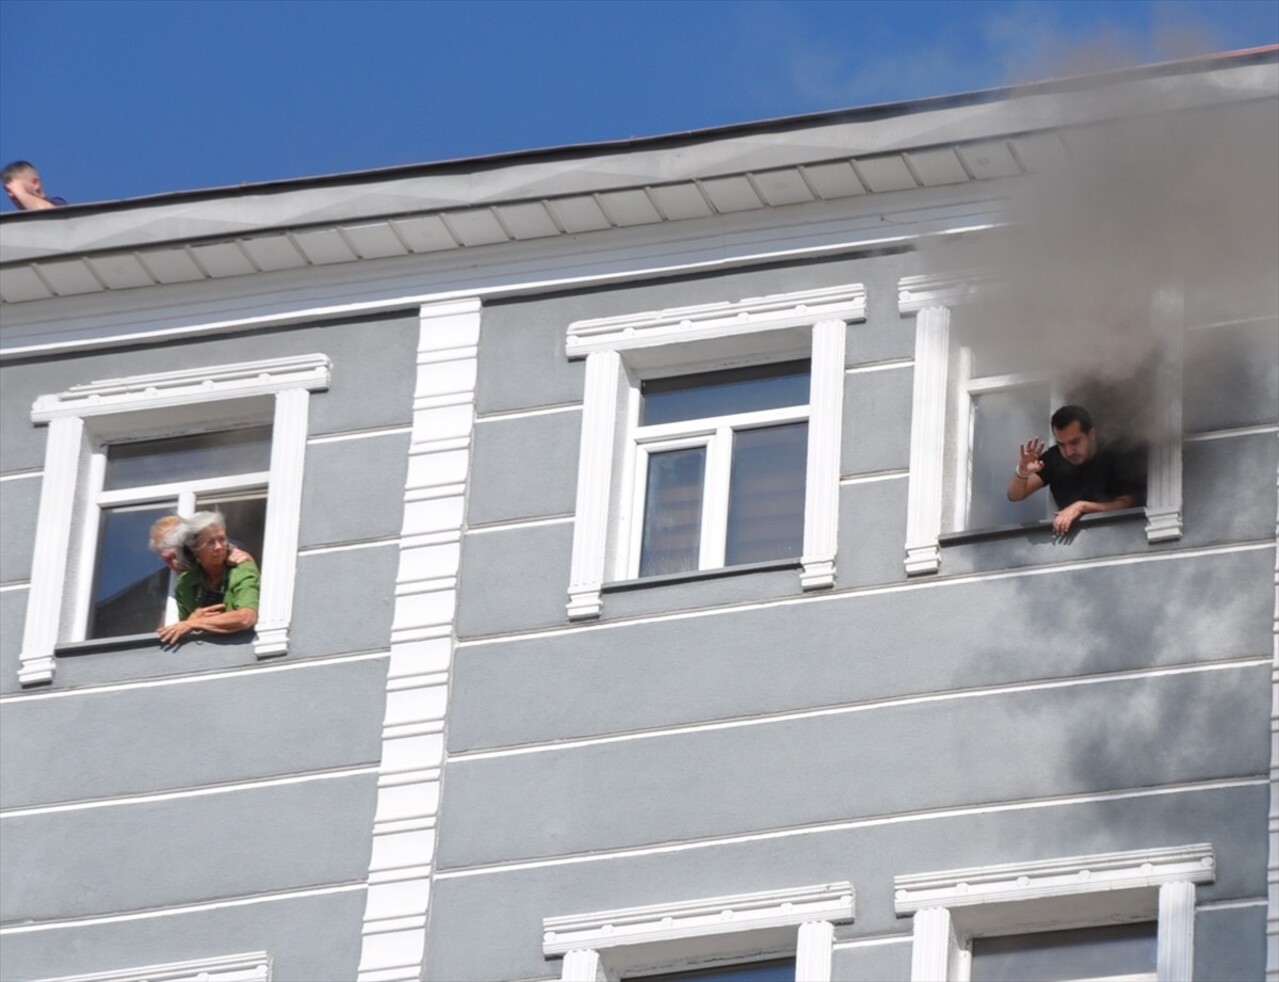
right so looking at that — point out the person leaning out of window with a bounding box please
[157,510,260,645]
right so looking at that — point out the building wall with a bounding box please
[0,311,419,981]
[427,250,1276,980]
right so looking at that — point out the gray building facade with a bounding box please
[1,49,1276,982]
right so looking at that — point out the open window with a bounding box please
[901,276,1182,576]
[19,354,330,685]
[565,285,864,619]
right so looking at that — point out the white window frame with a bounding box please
[36,951,271,982]
[20,353,330,686]
[543,882,855,982]
[625,390,810,578]
[951,355,1060,531]
[900,273,1184,577]
[565,285,864,620]
[893,843,1214,982]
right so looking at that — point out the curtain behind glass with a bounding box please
[640,447,706,577]
[725,423,807,566]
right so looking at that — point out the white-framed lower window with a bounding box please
[543,882,855,982]
[893,843,1214,982]
[19,353,330,686]
[565,284,864,619]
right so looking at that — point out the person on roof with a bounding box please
[3,160,67,210]
[1006,405,1145,534]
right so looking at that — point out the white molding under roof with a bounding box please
[543,881,855,955]
[893,843,1216,914]
[3,51,1273,306]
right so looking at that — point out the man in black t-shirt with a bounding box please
[1006,405,1144,534]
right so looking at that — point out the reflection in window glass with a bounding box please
[970,922,1156,981]
[640,447,706,577]
[726,423,807,566]
[105,426,272,491]
[89,504,176,639]
[642,362,810,425]
[635,958,795,981]
[968,383,1051,529]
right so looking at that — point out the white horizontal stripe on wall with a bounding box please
[0,882,367,935]
[845,359,912,374]
[454,540,1276,647]
[0,650,390,704]
[447,656,1267,761]
[841,469,909,485]
[433,776,1266,880]
[1183,423,1278,442]
[0,470,42,482]
[307,425,412,445]
[0,764,379,819]
[466,515,574,535]
[474,404,583,423]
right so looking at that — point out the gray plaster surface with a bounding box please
[455,522,574,637]
[298,430,411,547]
[1193,905,1268,981]
[840,368,913,476]
[1,657,387,808]
[446,547,1272,751]
[1,774,378,922]
[834,941,912,981]
[468,410,581,526]
[835,477,909,588]
[437,665,1268,867]
[289,543,398,657]
[0,474,39,584]
[1183,316,1279,433]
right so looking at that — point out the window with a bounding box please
[893,843,1213,982]
[88,427,271,640]
[900,276,1183,576]
[632,361,810,578]
[565,285,864,619]
[544,882,854,982]
[20,354,330,686]
[970,923,1155,982]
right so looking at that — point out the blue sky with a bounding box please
[1,0,1276,208]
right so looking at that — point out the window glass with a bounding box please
[88,503,176,639]
[198,491,269,569]
[105,426,272,490]
[970,922,1156,981]
[968,383,1051,529]
[635,958,795,981]
[725,422,807,565]
[642,361,810,425]
[640,447,706,577]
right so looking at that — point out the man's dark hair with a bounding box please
[1,160,36,183]
[1051,404,1094,433]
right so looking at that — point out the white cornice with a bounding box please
[565,285,867,358]
[543,882,855,955]
[893,843,1216,914]
[36,952,271,982]
[896,271,997,313]
[30,353,332,422]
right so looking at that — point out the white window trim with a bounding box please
[899,273,1184,577]
[544,881,855,981]
[35,951,271,982]
[565,285,862,620]
[893,843,1215,982]
[21,353,330,686]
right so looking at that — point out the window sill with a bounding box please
[55,630,259,657]
[602,558,802,593]
[938,507,1146,547]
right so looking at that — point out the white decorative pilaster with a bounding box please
[560,949,611,982]
[1146,287,1184,543]
[796,919,836,982]
[1270,467,1279,982]
[903,305,951,576]
[357,298,481,982]
[910,906,959,982]
[566,349,622,619]
[800,318,848,590]
[1157,880,1196,982]
[18,415,84,686]
[253,387,310,658]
